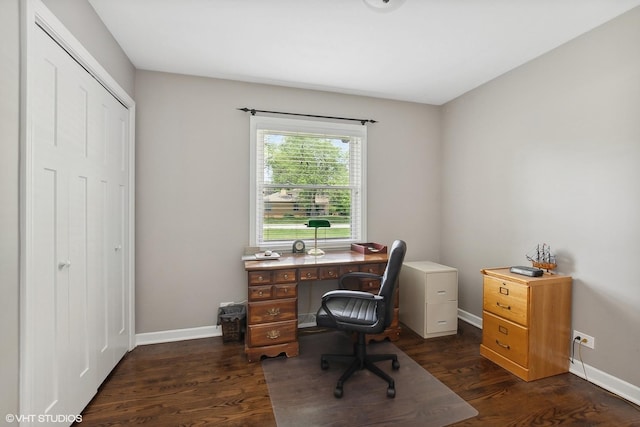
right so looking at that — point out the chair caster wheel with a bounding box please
[392,360,400,370]
[321,359,329,370]
[387,387,396,398]
[334,387,344,398]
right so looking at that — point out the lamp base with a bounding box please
[307,247,325,256]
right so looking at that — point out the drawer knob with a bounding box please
[284,274,289,279]
[258,275,263,281]
[266,330,280,340]
[306,272,312,278]
[266,307,280,316]
[258,290,264,296]
[496,339,510,350]
[496,302,511,310]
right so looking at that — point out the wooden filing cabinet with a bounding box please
[480,268,572,381]
[399,261,458,338]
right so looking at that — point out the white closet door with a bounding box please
[95,89,130,382]
[27,24,130,422]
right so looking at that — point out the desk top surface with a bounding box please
[244,250,388,271]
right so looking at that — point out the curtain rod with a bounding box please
[237,107,377,125]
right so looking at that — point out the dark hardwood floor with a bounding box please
[79,321,640,426]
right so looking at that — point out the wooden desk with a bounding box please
[243,250,398,362]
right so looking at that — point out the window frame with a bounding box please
[249,115,367,250]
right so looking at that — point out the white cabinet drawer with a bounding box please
[426,271,458,303]
[426,301,458,334]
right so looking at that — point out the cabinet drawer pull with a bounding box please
[499,286,509,295]
[258,290,264,296]
[496,302,511,310]
[283,273,289,279]
[266,307,280,316]
[266,330,280,340]
[495,339,510,349]
[306,272,312,278]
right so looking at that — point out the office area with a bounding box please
[3,0,639,424]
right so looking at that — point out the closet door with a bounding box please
[95,89,130,382]
[27,24,131,420]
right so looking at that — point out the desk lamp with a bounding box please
[307,219,330,256]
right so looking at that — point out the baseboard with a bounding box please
[458,309,639,406]
[569,359,640,406]
[136,325,221,346]
[458,308,482,329]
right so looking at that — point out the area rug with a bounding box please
[262,331,478,427]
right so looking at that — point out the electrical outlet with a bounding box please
[573,330,595,349]
[219,301,235,307]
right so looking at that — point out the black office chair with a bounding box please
[315,239,407,398]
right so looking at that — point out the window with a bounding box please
[250,116,366,248]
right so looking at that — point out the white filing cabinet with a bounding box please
[399,261,458,338]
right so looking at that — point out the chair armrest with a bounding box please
[321,289,380,301]
[338,272,382,289]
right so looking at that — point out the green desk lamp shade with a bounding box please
[307,220,330,256]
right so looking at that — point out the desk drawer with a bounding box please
[274,283,297,298]
[248,320,297,347]
[482,311,528,367]
[319,266,339,280]
[274,269,296,283]
[249,271,272,285]
[339,265,359,276]
[360,263,383,275]
[299,267,318,281]
[483,275,529,326]
[248,299,297,324]
[249,285,273,301]
[360,280,380,293]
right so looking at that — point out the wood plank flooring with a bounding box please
[78,321,640,426]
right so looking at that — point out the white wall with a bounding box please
[134,70,441,333]
[441,7,640,387]
[0,0,20,419]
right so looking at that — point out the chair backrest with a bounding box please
[378,240,407,327]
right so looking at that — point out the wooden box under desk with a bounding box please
[480,268,572,381]
[243,250,395,362]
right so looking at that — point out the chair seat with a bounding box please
[317,296,380,327]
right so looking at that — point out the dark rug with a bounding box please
[262,331,478,427]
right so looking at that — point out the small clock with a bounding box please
[292,239,305,253]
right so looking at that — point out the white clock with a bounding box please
[292,239,305,253]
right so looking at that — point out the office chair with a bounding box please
[316,240,407,398]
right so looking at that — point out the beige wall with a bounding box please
[0,0,20,419]
[441,7,640,387]
[42,0,136,97]
[134,70,441,333]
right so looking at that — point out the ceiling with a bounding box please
[89,0,640,105]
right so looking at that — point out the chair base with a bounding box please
[320,332,399,398]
